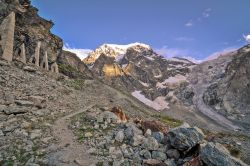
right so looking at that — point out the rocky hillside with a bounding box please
[0,0,250,166]
[1,60,249,165]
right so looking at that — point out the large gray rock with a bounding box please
[152,151,167,161]
[115,130,125,143]
[166,149,180,160]
[109,147,123,159]
[200,142,247,166]
[4,105,29,115]
[131,135,144,146]
[164,159,176,166]
[167,123,204,151]
[142,137,159,150]
[124,122,143,140]
[15,100,34,107]
[120,144,134,159]
[152,132,164,143]
[140,149,152,159]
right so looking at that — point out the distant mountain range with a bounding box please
[80,43,250,134]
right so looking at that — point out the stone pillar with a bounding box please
[0,12,16,62]
[20,43,26,63]
[51,62,59,73]
[40,51,49,70]
[34,41,41,66]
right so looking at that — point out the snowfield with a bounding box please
[131,91,169,111]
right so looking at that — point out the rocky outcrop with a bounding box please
[167,123,204,152]
[186,45,250,132]
[200,142,247,166]
[57,50,92,78]
[0,0,63,67]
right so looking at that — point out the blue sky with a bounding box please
[31,0,250,60]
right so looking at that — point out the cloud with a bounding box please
[181,56,202,64]
[185,8,212,27]
[185,21,193,27]
[155,46,189,58]
[63,43,92,60]
[155,46,202,63]
[202,8,212,18]
[175,37,195,42]
[205,47,237,61]
[243,34,250,43]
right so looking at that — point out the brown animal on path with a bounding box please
[110,106,129,123]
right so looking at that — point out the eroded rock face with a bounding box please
[219,48,250,120]
[0,0,63,64]
[200,142,247,166]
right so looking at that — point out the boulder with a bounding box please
[164,159,176,166]
[109,147,123,159]
[152,151,167,161]
[142,137,159,150]
[131,135,144,146]
[166,149,180,160]
[124,122,143,139]
[140,149,152,159]
[152,132,164,143]
[121,144,134,159]
[131,152,142,165]
[143,159,167,166]
[4,105,29,115]
[200,142,247,166]
[144,129,152,137]
[23,66,37,72]
[167,123,204,151]
[15,100,34,107]
[115,130,125,143]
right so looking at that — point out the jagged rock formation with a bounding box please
[0,0,62,72]
[0,12,15,61]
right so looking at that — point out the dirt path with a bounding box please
[46,105,96,166]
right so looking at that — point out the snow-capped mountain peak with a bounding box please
[83,42,152,64]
